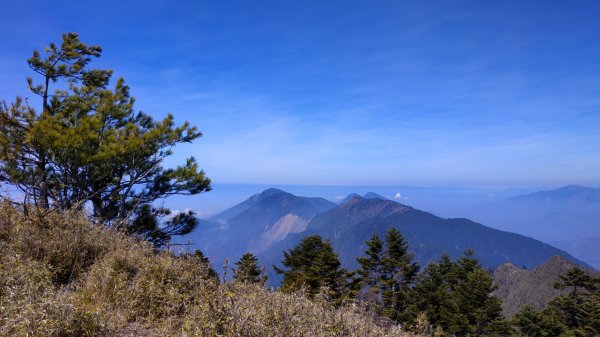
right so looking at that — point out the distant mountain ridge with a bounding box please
[339,192,389,204]
[493,255,598,317]
[511,185,600,203]
[178,188,589,285]
[459,185,600,270]
[279,195,588,272]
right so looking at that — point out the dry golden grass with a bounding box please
[0,202,419,336]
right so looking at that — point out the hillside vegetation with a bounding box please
[493,256,587,317]
[0,203,417,337]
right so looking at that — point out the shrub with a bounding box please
[0,202,417,336]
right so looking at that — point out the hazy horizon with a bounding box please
[164,182,567,218]
[165,183,600,269]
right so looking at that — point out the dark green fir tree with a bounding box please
[274,235,353,303]
[356,233,385,311]
[355,228,419,323]
[193,250,219,280]
[380,228,419,323]
[413,251,507,336]
[234,253,267,285]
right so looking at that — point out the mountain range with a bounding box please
[458,185,600,269]
[177,188,589,285]
[512,184,600,204]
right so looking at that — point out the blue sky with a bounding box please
[2,0,600,187]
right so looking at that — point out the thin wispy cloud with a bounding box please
[1,0,599,186]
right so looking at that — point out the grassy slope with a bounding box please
[0,203,417,337]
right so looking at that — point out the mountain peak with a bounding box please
[246,188,289,203]
[208,188,289,222]
[363,192,388,200]
[338,193,362,204]
[543,255,576,269]
[334,194,410,220]
[259,188,287,196]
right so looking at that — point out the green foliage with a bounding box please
[355,229,419,323]
[354,232,506,335]
[356,233,385,312]
[234,252,267,285]
[410,254,455,329]
[0,33,211,246]
[356,233,384,288]
[380,228,420,323]
[512,267,600,336]
[553,267,595,329]
[412,251,507,336]
[275,235,354,303]
[511,305,567,337]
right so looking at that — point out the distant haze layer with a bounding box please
[166,184,600,270]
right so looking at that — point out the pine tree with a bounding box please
[313,240,353,303]
[553,267,594,329]
[511,304,567,337]
[274,235,324,293]
[448,251,506,336]
[511,268,600,336]
[274,235,352,302]
[412,251,507,336]
[354,228,419,322]
[412,254,455,329]
[193,250,219,280]
[357,233,384,288]
[380,228,419,323]
[356,233,385,311]
[234,253,267,285]
[544,267,599,335]
[584,290,600,334]
[0,33,211,246]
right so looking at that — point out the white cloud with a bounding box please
[394,192,402,199]
[168,208,194,219]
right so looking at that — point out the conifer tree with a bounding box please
[274,235,324,293]
[313,240,352,302]
[511,304,567,337]
[0,33,211,246]
[553,267,594,329]
[511,268,600,336]
[193,250,219,280]
[449,251,506,336]
[412,251,506,336]
[584,291,600,334]
[355,228,419,322]
[547,267,598,335]
[357,233,384,288]
[412,254,455,328]
[274,235,352,302]
[356,233,385,311]
[380,228,419,323]
[234,253,267,285]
